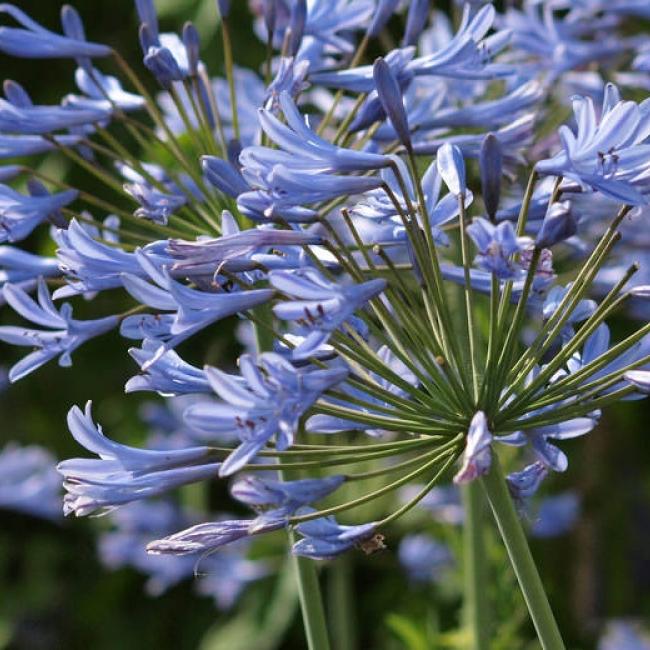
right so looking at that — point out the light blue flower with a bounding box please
[58,401,218,516]
[184,353,348,476]
[0,279,119,381]
[0,182,77,243]
[398,534,453,584]
[467,217,532,279]
[536,85,650,205]
[270,269,386,359]
[531,492,580,538]
[0,443,62,520]
[0,80,110,134]
[0,4,111,60]
[0,246,59,286]
[292,508,379,560]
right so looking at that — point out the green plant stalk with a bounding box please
[328,556,357,650]
[480,458,565,650]
[462,482,490,650]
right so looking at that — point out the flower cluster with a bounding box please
[0,3,648,640]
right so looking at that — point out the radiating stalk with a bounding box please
[480,459,565,650]
[462,482,490,650]
[329,556,357,650]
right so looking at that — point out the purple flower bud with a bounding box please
[367,0,400,38]
[437,143,467,198]
[373,57,411,150]
[216,0,231,18]
[535,201,577,248]
[479,133,502,221]
[182,22,200,76]
[403,0,430,47]
[287,0,306,57]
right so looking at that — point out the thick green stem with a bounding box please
[328,556,357,650]
[289,528,332,650]
[462,482,490,650]
[480,459,565,650]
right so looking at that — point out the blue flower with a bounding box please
[124,182,186,224]
[0,80,110,134]
[270,269,386,359]
[167,211,322,278]
[58,401,218,516]
[231,473,345,531]
[54,218,167,298]
[454,411,492,484]
[126,340,211,396]
[534,201,577,249]
[64,67,145,114]
[184,353,348,476]
[467,217,532,279]
[292,509,380,560]
[0,4,111,60]
[409,5,512,80]
[0,246,59,286]
[536,85,650,205]
[0,279,119,381]
[0,443,61,520]
[531,492,580,539]
[146,515,284,555]
[0,133,82,159]
[0,182,77,243]
[398,534,453,584]
[507,461,548,501]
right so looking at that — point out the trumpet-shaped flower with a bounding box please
[184,353,348,476]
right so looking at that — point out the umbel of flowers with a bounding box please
[0,1,649,648]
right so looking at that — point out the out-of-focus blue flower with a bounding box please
[64,67,145,114]
[398,534,453,584]
[625,370,650,394]
[0,279,118,381]
[502,4,626,80]
[270,269,385,359]
[403,0,430,47]
[184,353,348,475]
[536,85,650,205]
[409,5,512,80]
[0,80,110,134]
[292,508,380,559]
[531,492,580,538]
[0,4,111,60]
[467,217,532,279]
[454,411,492,484]
[100,500,267,607]
[598,620,650,650]
[0,133,82,159]
[0,182,77,243]
[404,485,465,525]
[58,401,218,516]
[0,443,61,520]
